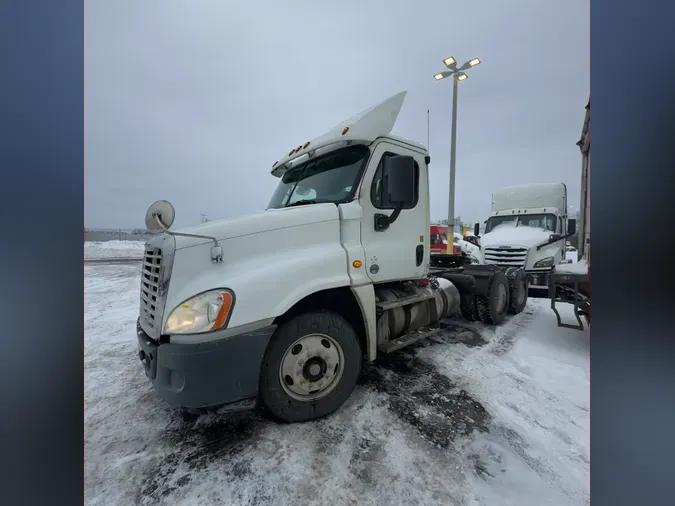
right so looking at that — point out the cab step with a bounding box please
[377,324,446,354]
[376,291,437,312]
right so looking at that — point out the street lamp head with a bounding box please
[457,73,468,81]
[443,56,457,69]
[433,71,453,81]
[458,57,481,71]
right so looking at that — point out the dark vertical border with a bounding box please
[592,0,675,505]
[0,0,84,503]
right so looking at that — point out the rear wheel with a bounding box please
[505,268,528,314]
[460,293,480,322]
[476,271,510,325]
[259,311,362,423]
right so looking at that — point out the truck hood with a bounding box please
[171,203,341,249]
[481,225,555,249]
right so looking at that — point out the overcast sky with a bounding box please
[85,0,589,229]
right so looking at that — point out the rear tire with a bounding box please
[259,311,362,423]
[505,268,528,314]
[476,271,510,325]
[460,293,480,322]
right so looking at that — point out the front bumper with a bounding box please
[136,320,276,409]
[527,270,551,289]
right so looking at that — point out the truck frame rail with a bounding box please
[549,270,590,331]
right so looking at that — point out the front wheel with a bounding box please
[259,311,362,423]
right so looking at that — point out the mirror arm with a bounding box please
[374,204,403,232]
[535,230,577,251]
[153,214,223,263]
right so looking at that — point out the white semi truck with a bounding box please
[135,92,529,423]
[472,183,577,293]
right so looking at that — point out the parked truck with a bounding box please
[429,224,460,256]
[136,92,529,423]
[472,182,577,294]
[549,99,590,330]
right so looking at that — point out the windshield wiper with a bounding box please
[286,199,317,208]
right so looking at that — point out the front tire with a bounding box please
[259,311,362,423]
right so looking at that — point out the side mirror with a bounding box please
[382,155,416,206]
[145,200,176,233]
[567,218,577,236]
[474,222,480,237]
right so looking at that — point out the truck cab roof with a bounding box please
[271,91,426,177]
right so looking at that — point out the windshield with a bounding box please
[485,213,557,233]
[430,233,448,245]
[267,145,370,209]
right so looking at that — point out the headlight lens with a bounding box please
[533,256,555,269]
[164,289,235,334]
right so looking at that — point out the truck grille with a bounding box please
[140,246,163,334]
[484,247,528,267]
[138,235,175,339]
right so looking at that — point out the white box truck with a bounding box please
[472,183,577,293]
[135,92,529,423]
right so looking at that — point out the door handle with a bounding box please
[415,245,424,266]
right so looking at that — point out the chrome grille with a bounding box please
[484,247,528,267]
[140,246,162,333]
[139,235,175,339]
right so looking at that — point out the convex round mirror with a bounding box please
[145,200,176,234]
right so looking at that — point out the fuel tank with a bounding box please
[374,278,460,343]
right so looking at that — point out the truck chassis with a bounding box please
[428,254,529,327]
[549,270,590,331]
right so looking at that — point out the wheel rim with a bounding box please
[496,283,507,312]
[279,333,345,402]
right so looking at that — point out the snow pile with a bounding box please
[84,240,145,260]
[419,301,589,505]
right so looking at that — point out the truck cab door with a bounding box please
[358,141,429,283]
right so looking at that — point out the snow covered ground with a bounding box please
[85,264,589,506]
[84,240,145,260]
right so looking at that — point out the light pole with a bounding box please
[433,56,481,254]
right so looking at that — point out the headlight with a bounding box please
[164,289,235,334]
[533,256,555,269]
